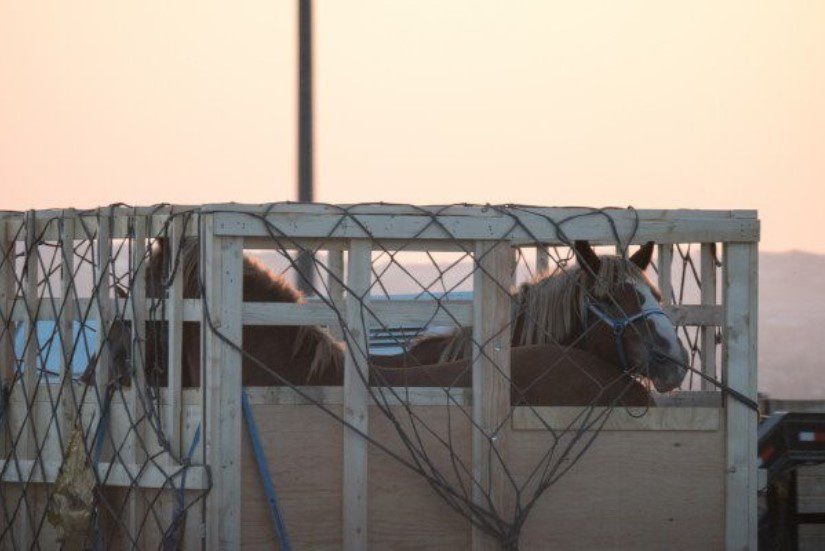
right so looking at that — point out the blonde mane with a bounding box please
[417,255,654,363]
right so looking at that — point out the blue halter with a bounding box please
[583,300,669,373]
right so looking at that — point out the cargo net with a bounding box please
[0,210,207,550]
[0,204,747,549]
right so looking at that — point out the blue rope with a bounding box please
[162,423,201,550]
[242,388,292,551]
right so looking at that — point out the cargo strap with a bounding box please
[242,388,292,551]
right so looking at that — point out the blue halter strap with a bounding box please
[584,300,669,373]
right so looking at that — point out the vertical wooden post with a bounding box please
[95,209,113,449]
[722,242,758,550]
[163,214,189,548]
[328,248,345,339]
[18,211,39,549]
[166,215,184,458]
[343,239,371,550]
[0,215,16,434]
[0,214,17,509]
[657,244,674,306]
[126,214,148,546]
[701,243,718,390]
[201,216,243,550]
[58,212,76,448]
[472,240,514,551]
[535,245,549,276]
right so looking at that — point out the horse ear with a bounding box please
[573,240,601,275]
[629,241,655,270]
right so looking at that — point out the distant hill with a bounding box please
[759,251,825,399]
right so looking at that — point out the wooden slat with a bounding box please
[202,220,244,549]
[17,211,38,550]
[206,202,757,219]
[0,215,16,423]
[166,215,185,458]
[472,240,514,550]
[14,298,723,328]
[243,236,472,253]
[722,242,758,550]
[16,298,474,328]
[215,210,760,245]
[0,215,12,493]
[535,245,549,275]
[0,457,208,489]
[159,386,723,411]
[10,383,723,410]
[701,243,718,390]
[94,209,113,452]
[343,239,371,550]
[662,304,723,326]
[238,300,472,327]
[158,212,188,551]
[19,205,760,243]
[512,406,721,431]
[327,249,345,339]
[58,213,76,448]
[126,214,148,547]
[237,385,472,407]
[24,209,200,241]
[657,244,673,306]
[357,300,472,328]
[205,203,757,219]
[654,390,722,408]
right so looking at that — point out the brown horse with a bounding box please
[372,241,688,398]
[371,343,651,406]
[143,239,344,388]
[89,239,684,407]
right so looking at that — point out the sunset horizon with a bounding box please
[2,1,823,253]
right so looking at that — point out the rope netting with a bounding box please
[0,204,752,549]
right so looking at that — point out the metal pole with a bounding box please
[298,0,313,204]
[297,0,315,294]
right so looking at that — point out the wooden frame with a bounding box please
[201,216,244,549]
[0,205,759,550]
[471,241,514,550]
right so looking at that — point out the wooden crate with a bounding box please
[0,204,759,549]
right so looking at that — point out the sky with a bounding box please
[1,1,823,252]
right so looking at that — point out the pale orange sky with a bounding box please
[1,1,823,252]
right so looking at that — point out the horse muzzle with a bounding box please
[649,345,689,393]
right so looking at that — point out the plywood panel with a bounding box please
[514,429,725,550]
[368,405,473,550]
[241,405,343,550]
[240,403,725,550]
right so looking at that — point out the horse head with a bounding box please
[572,240,688,392]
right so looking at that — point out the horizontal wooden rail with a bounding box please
[1,212,200,241]
[512,405,721,431]
[9,299,719,327]
[9,385,720,409]
[214,209,758,244]
[1,205,759,244]
[0,456,208,490]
